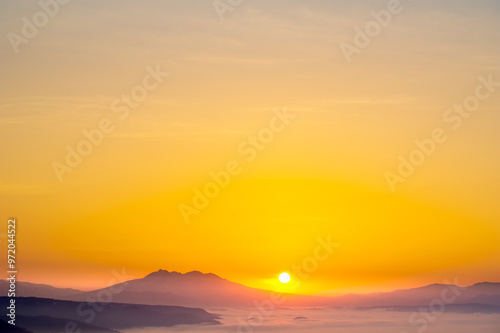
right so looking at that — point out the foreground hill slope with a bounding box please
[0,296,220,332]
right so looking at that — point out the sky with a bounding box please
[0,0,499,294]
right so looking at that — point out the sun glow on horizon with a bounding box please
[279,272,291,284]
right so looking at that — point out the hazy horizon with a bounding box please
[8,270,500,297]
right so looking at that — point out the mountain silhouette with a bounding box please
[325,282,500,307]
[0,280,82,299]
[0,296,219,332]
[71,269,324,307]
[2,271,499,309]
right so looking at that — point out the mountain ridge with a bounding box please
[2,270,499,308]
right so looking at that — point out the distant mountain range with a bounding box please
[2,270,499,310]
[326,282,500,307]
[0,280,81,299]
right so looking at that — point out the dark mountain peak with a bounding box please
[144,269,222,281]
[144,269,174,277]
[186,271,221,279]
[415,283,455,290]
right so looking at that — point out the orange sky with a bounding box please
[1,0,499,295]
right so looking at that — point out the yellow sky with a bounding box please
[0,0,499,294]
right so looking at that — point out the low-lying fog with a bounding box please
[123,307,500,333]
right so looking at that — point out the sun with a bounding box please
[278,272,291,284]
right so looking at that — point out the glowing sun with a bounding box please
[278,272,291,284]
